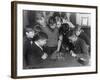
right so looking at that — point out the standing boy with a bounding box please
[23,27,35,68]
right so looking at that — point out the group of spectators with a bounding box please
[23,12,90,69]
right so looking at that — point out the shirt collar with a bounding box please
[34,42,43,50]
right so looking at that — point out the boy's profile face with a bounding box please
[75,28,82,36]
[38,39,47,46]
[56,21,61,28]
[76,30,81,36]
[26,31,35,38]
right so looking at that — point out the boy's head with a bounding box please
[33,32,48,46]
[25,28,35,39]
[33,25,42,34]
[48,16,56,29]
[74,26,83,36]
[68,34,77,43]
[53,12,61,21]
[61,12,68,23]
[56,21,62,28]
[61,23,70,33]
[68,31,78,43]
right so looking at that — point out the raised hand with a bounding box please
[62,18,75,28]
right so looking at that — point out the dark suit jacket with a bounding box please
[25,42,44,68]
[23,37,32,68]
[79,32,90,45]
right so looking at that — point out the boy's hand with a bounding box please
[41,53,48,60]
[62,19,75,28]
[70,50,77,58]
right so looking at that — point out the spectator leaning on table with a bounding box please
[74,26,90,47]
[68,32,90,65]
[58,23,74,52]
[57,12,76,52]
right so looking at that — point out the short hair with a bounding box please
[61,12,66,18]
[53,12,61,18]
[61,23,70,32]
[68,31,77,38]
[74,25,82,31]
[48,16,56,25]
[33,24,42,33]
[33,32,48,41]
[23,27,34,36]
[25,28,33,32]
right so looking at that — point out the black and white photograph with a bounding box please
[11,1,97,78]
[23,10,91,69]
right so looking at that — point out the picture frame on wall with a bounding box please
[11,1,98,78]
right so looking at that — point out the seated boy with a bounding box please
[25,32,48,68]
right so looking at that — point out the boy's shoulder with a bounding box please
[23,37,31,45]
[77,37,87,45]
[32,42,41,50]
[32,42,37,48]
[31,42,44,55]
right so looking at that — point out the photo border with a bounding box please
[11,1,98,78]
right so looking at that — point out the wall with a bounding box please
[0,0,99,80]
[76,13,91,26]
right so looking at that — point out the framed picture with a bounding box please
[11,1,98,78]
[81,17,88,26]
